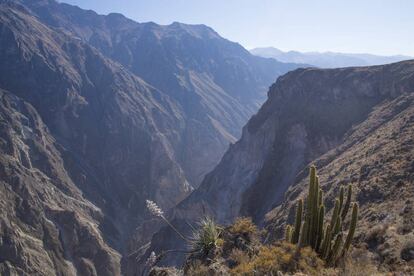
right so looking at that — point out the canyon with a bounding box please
[0,0,413,275]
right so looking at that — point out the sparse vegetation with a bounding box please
[150,167,369,275]
[184,261,212,275]
[230,242,325,275]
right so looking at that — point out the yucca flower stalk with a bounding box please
[145,251,157,267]
[146,200,190,242]
[141,251,158,276]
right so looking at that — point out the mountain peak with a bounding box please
[167,21,220,39]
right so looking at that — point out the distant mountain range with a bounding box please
[251,47,412,68]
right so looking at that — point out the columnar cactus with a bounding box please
[320,223,332,259]
[341,185,352,220]
[342,203,358,255]
[285,225,293,242]
[285,165,358,266]
[291,199,303,244]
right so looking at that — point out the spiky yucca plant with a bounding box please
[285,166,358,266]
[191,217,222,255]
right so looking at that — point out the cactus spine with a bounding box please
[286,166,358,266]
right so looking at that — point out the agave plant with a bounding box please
[190,217,223,255]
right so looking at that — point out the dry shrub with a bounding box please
[230,242,324,275]
[400,240,414,262]
[366,224,388,250]
[221,217,260,257]
[228,248,250,267]
[185,260,211,275]
[229,217,258,238]
[338,247,383,276]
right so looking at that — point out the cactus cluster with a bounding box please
[285,166,358,266]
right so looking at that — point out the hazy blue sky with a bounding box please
[61,0,414,56]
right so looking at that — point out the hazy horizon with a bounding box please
[60,0,414,57]
[250,46,412,58]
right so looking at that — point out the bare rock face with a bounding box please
[0,89,121,275]
[145,60,414,271]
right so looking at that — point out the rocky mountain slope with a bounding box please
[267,90,414,273]
[21,0,302,186]
[0,0,303,274]
[251,46,412,68]
[142,60,414,273]
[0,88,121,275]
[0,2,190,274]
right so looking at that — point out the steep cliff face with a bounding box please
[144,60,414,271]
[21,0,302,186]
[0,89,121,275]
